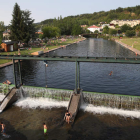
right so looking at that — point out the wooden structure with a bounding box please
[0,87,18,113]
[1,41,18,52]
[65,89,82,124]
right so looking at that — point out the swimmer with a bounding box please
[109,71,113,76]
[6,80,11,85]
[43,123,47,135]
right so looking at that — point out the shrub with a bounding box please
[125,30,135,37]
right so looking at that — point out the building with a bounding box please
[87,25,101,33]
[1,40,18,52]
[3,30,10,40]
[110,19,140,27]
[101,24,115,29]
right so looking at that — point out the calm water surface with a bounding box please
[1,38,140,140]
[0,38,140,95]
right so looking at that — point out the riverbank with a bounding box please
[0,37,86,67]
[113,37,140,55]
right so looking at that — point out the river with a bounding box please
[0,38,140,140]
[0,38,140,95]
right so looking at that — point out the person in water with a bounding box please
[43,123,47,135]
[109,71,113,76]
[1,122,6,136]
[65,110,71,124]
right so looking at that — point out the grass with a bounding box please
[0,37,85,64]
[112,37,140,51]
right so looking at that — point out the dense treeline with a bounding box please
[35,5,140,36]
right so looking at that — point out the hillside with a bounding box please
[40,5,140,26]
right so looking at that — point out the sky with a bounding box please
[0,0,140,25]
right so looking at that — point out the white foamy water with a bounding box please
[2,95,140,119]
[81,104,140,119]
[15,97,68,109]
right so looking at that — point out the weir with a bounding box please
[0,85,140,111]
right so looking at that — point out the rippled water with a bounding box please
[0,38,140,95]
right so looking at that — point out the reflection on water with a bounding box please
[0,38,140,95]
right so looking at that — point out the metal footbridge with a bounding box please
[1,55,140,121]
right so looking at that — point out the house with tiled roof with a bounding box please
[87,25,101,33]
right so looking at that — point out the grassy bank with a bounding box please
[0,37,85,65]
[112,37,140,51]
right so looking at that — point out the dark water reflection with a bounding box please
[0,38,140,95]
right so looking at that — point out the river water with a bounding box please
[0,38,140,95]
[0,38,140,140]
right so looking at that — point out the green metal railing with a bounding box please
[0,55,140,92]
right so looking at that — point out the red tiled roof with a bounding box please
[88,25,101,28]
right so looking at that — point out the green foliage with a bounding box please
[103,26,109,34]
[42,26,60,38]
[35,5,140,35]
[14,43,18,50]
[116,7,123,13]
[121,24,132,33]
[137,31,140,37]
[10,3,36,44]
[72,24,83,35]
[94,30,99,34]
[10,3,22,41]
[39,34,43,39]
[119,34,123,38]
[109,29,117,35]
[125,30,135,37]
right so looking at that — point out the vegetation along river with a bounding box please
[0,38,140,140]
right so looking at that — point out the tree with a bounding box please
[116,7,123,13]
[121,24,132,33]
[72,24,82,35]
[22,10,36,44]
[109,29,117,35]
[10,3,23,41]
[94,30,99,34]
[10,3,36,44]
[42,26,60,39]
[0,21,5,45]
[103,26,109,34]
[125,30,135,37]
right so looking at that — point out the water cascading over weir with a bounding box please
[0,84,140,111]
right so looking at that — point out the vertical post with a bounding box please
[13,59,17,88]
[75,61,77,93]
[78,61,80,89]
[18,59,22,86]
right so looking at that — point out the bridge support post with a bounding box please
[78,61,80,89]
[13,59,17,88]
[75,61,80,93]
[18,60,22,86]
[75,61,77,93]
